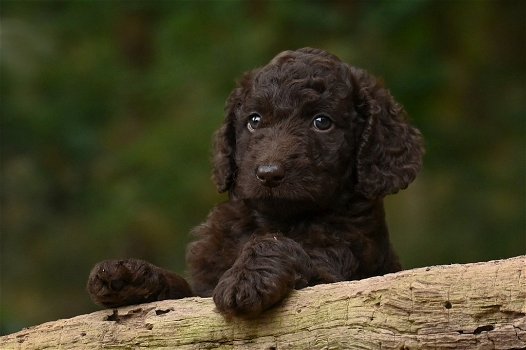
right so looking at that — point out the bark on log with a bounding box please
[2,256,525,350]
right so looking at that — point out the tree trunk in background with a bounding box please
[2,256,525,349]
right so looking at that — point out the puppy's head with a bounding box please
[213,48,423,214]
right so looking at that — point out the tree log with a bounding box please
[2,255,525,349]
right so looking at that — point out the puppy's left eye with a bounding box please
[312,115,334,131]
[247,113,262,132]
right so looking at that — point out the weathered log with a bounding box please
[2,255,525,349]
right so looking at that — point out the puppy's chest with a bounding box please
[263,220,361,249]
[255,219,375,278]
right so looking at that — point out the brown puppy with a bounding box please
[87,48,424,318]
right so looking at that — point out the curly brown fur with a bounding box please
[87,48,424,318]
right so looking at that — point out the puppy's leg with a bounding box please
[87,259,192,308]
[213,234,312,318]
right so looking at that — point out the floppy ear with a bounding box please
[212,71,255,193]
[350,67,424,199]
[212,91,239,193]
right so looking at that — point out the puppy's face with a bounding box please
[213,48,424,215]
[232,57,355,213]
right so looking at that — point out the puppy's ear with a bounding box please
[212,93,239,193]
[212,117,235,193]
[350,67,424,199]
[212,71,254,193]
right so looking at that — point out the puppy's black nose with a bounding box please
[256,164,285,187]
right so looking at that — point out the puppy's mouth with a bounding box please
[244,178,318,202]
[239,179,335,217]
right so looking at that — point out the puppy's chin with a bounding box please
[239,186,335,219]
[244,198,326,219]
[233,178,342,218]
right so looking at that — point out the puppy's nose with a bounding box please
[256,164,285,187]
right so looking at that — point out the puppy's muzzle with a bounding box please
[255,164,285,187]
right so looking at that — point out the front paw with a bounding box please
[87,259,165,308]
[212,235,312,318]
[213,266,288,318]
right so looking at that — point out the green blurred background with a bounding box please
[1,0,524,334]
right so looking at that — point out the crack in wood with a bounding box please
[1,256,524,349]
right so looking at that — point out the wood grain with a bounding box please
[2,255,525,349]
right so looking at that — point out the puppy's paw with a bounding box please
[213,235,312,318]
[87,259,166,308]
[213,266,287,318]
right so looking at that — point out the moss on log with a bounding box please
[1,255,525,349]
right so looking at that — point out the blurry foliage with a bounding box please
[1,0,524,334]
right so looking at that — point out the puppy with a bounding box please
[87,48,424,318]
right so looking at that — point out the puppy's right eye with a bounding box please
[312,115,334,132]
[247,113,262,132]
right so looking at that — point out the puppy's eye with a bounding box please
[312,115,333,131]
[247,113,262,132]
